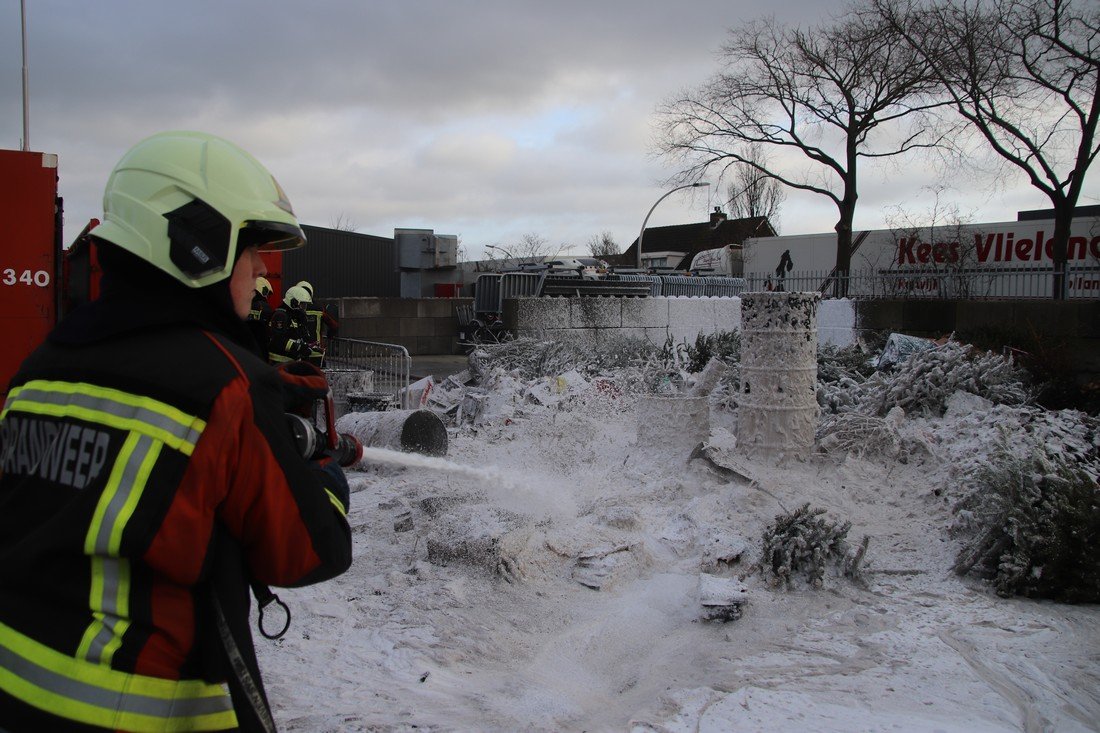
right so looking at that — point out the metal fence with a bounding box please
[324,338,412,408]
[609,274,746,297]
[659,275,700,297]
[611,273,662,296]
[702,276,747,297]
[473,272,544,316]
[745,266,1100,300]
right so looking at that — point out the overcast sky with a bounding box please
[2,1,1095,259]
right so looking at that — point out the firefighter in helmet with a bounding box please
[246,275,275,352]
[254,275,274,309]
[288,281,339,359]
[268,283,317,364]
[0,131,352,732]
[294,280,313,299]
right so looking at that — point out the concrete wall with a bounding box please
[505,296,858,348]
[325,295,1099,382]
[855,299,1100,375]
[324,297,471,355]
[504,295,1100,380]
[819,300,856,348]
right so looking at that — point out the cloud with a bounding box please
[2,0,1094,259]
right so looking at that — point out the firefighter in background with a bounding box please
[268,283,317,365]
[0,131,353,732]
[292,281,340,357]
[293,280,313,300]
[246,275,275,354]
[251,275,275,319]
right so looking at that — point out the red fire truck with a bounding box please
[0,149,61,402]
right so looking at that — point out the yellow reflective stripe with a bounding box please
[81,557,133,666]
[5,380,205,455]
[87,556,105,621]
[85,433,140,555]
[75,617,97,662]
[9,399,196,456]
[98,615,129,667]
[75,610,130,668]
[306,309,323,341]
[0,620,236,731]
[12,380,202,435]
[108,440,161,552]
[324,488,347,516]
[80,433,160,665]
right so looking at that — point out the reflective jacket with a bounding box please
[0,314,352,731]
[268,305,321,366]
[302,305,338,349]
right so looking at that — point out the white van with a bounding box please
[689,245,743,277]
[545,257,607,279]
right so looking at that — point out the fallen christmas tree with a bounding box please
[953,442,1100,603]
[752,503,869,589]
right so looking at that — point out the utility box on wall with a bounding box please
[396,229,457,270]
[396,228,461,298]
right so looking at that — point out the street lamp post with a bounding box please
[484,244,512,261]
[484,244,515,271]
[635,182,710,270]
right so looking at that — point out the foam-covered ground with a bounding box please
[257,391,1100,732]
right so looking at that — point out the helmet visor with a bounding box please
[240,220,306,252]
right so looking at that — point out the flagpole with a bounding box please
[21,0,30,151]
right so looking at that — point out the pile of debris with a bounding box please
[417,336,679,428]
[821,339,1032,417]
[417,333,1048,439]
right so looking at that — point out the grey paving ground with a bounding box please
[410,354,470,381]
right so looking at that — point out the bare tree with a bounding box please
[880,186,990,297]
[329,212,358,231]
[587,231,621,259]
[874,0,1100,299]
[486,233,559,266]
[658,11,949,293]
[725,144,786,229]
[512,233,560,263]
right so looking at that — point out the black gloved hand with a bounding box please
[276,361,329,416]
[292,340,313,360]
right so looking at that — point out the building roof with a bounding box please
[612,209,776,269]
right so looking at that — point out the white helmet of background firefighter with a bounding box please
[254,276,273,298]
[91,130,306,287]
[283,284,312,310]
[294,281,313,300]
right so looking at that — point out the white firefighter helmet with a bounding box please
[92,130,306,288]
[254,276,273,298]
[283,284,312,309]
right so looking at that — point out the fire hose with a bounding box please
[284,412,362,467]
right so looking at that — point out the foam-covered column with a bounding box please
[336,409,449,456]
[737,292,819,457]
